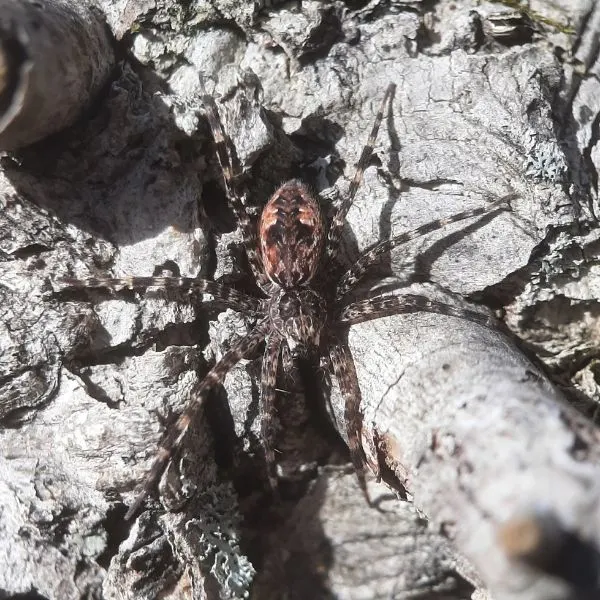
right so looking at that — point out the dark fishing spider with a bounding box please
[61,83,508,518]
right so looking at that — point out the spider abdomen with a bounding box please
[259,180,324,288]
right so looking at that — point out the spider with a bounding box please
[60,83,509,519]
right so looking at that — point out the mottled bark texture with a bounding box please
[1,1,599,600]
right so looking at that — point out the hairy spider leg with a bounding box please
[202,95,272,292]
[260,333,282,491]
[125,317,271,520]
[328,339,375,500]
[58,276,261,314]
[335,195,512,301]
[338,293,497,329]
[326,83,396,263]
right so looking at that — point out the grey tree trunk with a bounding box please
[1,1,599,599]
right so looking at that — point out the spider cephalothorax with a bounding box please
[60,83,508,519]
[268,287,327,353]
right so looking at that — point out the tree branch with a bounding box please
[0,0,114,149]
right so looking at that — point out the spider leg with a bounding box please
[202,95,271,291]
[326,83,396,263]
[57,276,261,314]
[335,195,512,301]
[260,333,282,491]
[338,293,497,329]
[329,338,379,501]
[125,317,270,520]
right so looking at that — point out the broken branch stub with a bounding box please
[343,309,600,600]
[0,0,114,150]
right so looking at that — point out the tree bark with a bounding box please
[0,1,599,599]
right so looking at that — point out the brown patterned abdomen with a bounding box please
[259,180,324,288]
